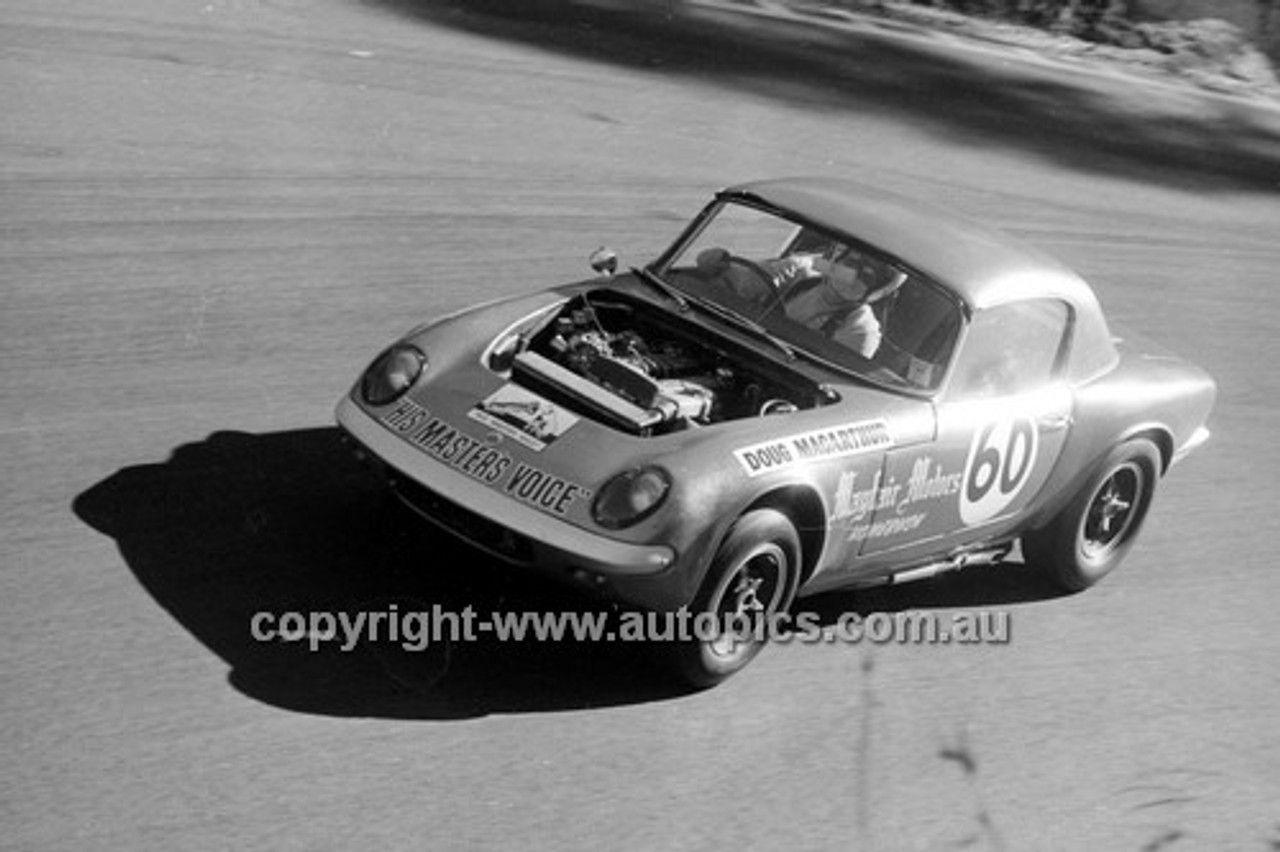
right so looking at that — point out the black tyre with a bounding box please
[670,509,800,688]
[1023,439,1161,591]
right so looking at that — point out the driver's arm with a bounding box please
[832,305,883,358]
[767,252,828,287]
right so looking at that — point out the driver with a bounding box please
[782,253,906,358]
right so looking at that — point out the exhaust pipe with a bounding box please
[889,543,1012,586]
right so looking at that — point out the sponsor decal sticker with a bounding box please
[380,399,590,515]
[959,414,1038,526]
[468,384,578,452]
[830,455,964,542]
[848,513,927,543]
[734,420,893,478]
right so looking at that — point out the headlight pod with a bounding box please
[360,344,426,406]
[593,466,671,529]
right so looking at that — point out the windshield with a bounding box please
[651,199,963,392]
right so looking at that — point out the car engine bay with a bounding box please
[509,291,828,435]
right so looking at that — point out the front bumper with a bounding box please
[336,395,680,602]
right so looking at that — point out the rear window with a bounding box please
[948,299,1071,398]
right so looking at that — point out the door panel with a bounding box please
[813,398,934,583]
[858,383,1072,559]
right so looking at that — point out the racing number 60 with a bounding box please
[960,416,1038,526]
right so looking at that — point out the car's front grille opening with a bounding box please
[388,473,535,564]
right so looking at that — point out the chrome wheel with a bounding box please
[705,541,789,661]
[1079,462,1144,562]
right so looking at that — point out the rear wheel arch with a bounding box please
[1023,436,1162,591]
[1028,422,1172,531]
[1119,425,1174,474]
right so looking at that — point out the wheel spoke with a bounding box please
[733,572,764,615]
[679,510,799,685]
[1084,467,1142,551]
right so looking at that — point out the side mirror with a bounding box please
[589,247,618,276]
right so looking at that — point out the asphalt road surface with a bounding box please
[4,1,1280,849]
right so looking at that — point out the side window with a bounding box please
[880,276,962,390]
[948,299,1071,399]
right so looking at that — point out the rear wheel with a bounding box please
[1023,439,1161,591]
[670,509,800,688]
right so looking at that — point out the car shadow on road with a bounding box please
[73,426,1070,718]
[364,0,1280,193]
[72,427,688,719]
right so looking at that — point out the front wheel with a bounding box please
[669,509,800,688]
[1022,439,1161,591]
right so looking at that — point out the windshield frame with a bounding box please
[646,194,969,398]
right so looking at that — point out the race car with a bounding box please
[336,177,1215,686]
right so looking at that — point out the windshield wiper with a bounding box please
[634,265,795,361]
[633,266,689,311]
[685,295,797,362]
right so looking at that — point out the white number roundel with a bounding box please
[960,415,1038,526]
